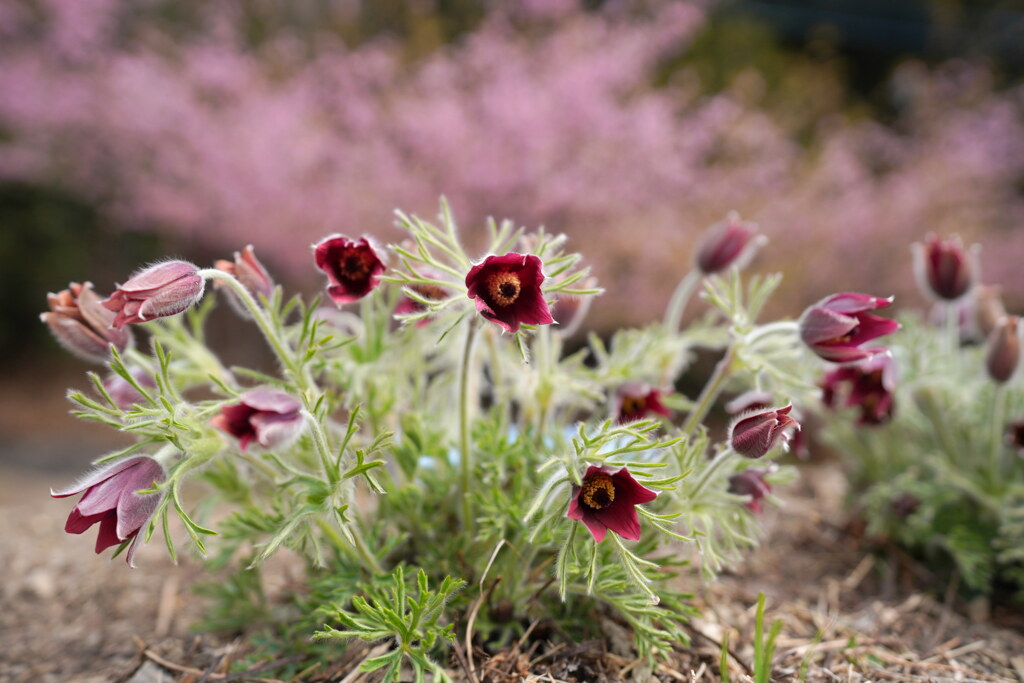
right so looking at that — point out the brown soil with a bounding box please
[4,460,1023,683]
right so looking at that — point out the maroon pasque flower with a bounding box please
[1007,420,1024,455]
[465,252,554,333]
[729,405,800,459]
[615,382,671,424]
[695,212,765,275]
[211,389,304,451]
[566,465,658,542]
[728,467,773,515]
[214,245,274,316]
[820,353,896,425]
[986,315,1021,384]
[799,293,899,363]
[912,234,977,301]
[51,456,166,567]
[103,261,205,328]
[314,235,386,305]
[41,282,132,363]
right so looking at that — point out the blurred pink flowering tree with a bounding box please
[1,0,1022,326]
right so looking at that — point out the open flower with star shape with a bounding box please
[314,235,387,305]
[566,465,658,542]
[465,252,554,333]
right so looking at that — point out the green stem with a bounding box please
[990,385,1007,487]
[690,447,738,499]
[663,270,702,333]
[682,346,736,438]
[318,519,384,575]
[303,410,339,485]
[459,320,481,534]
[199,269,307,391]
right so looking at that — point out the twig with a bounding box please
[465,576,501,682]
[689,626,752,676]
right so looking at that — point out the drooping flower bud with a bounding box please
[729,405,800,459]
[912,234,978,301]
[465,252,554,333]
[985,315,1021,384]
[51,456,166,567]
[566,465,658,542]
[211,389,304,451]
[314,235,387,305]
[694,211,766,275]
[799,293,899,363]
[41,282,132,363]
[615,382,671,424]
[103,261,205,328]
[728,467,773,515]
[214,245,274,317]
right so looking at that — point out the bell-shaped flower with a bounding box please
[615,382,671,424]
[41,282,132,363]
[465,252,554,333]
[799,293,899,363]
[821,353,896,425]
[566,465,658,542]
[211,389,304,451]
[51,456,166,567]
[728,467,773,515]
[314,235,386,305]
[214,245,274,317]
[103,367,158,410]
[912,234,977,301]
[729,404,800,459]
[694,211,766,275]
[103,261,205,328]
[986,315,1021,384]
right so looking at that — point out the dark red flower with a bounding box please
[314,235,386,305]
[51,456,166,567]
[615,382,671,424]
[913,234,976,301]
[566,465,658,542]
[211,389,304,451]
[820,353,896,425]
[729,405,800,459]
[41,281,132,363]
[985,315,1020,384]
[465,252,554,333]
[695,212,764,275]
[728,467,773,515]
[103,261,205,328]
[799,293,899,363]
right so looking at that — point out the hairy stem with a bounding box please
[459,320,481,534]
[663,270,702,333]
[682,346,736,438]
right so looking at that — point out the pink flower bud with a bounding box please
[465,252,554,333]
[211,389,304,451]
[986,315,1021,384]
[615,382,671,424]
[728,467,773,515]
[103,261,205,328]
[799,293,899,363]
[40,282,132,363]
[51,456,166,567]
[566,465,658,542]
[214,245,274,317]
[314,235,386,305]
[694,211,765,275]
[729,405,800,459]
[912,234,978,301]
[103,367,158,410]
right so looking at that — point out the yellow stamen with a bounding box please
[581,473,616,510]
[488,271,521,307]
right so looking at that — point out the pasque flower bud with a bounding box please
[912,234,977,301]
[41,282,132,363]
[728,467,773,515]
[799,293,898,364]
[729,405,800,459]
[695,211,765,275]
[214,245,274,317]
[103,261,205,328]
[986,315,1021,384]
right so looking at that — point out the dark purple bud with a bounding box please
[566,465,658,542]
[912,234,977,301]
[615,382,671,424]
[103,261,205,328]
[51,456,166,567]
[729,405,800,459]
[820,353,896,425]
[799,293,899,364]
[728,467,773,515]
[695,212,765,275]
[985,315,1021,384]
[41,282,132,363]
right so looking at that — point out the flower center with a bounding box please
[620,395,646,416]
[581,473,616,510]
[488,271,522,307]
[340,252,371,282]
